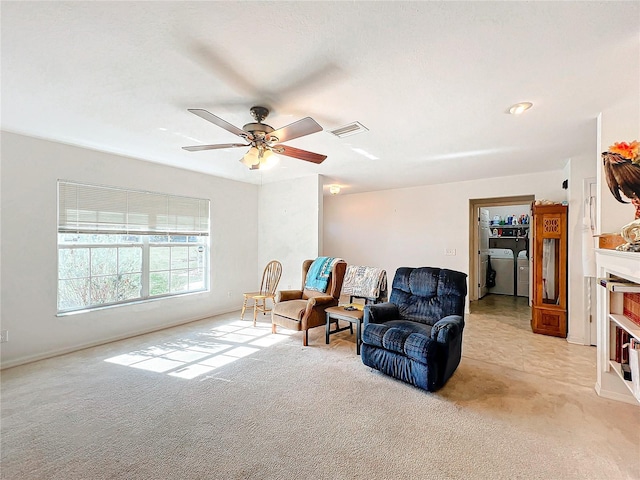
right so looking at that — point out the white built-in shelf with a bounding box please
[609,360,635,394]
[609,314,640,340]
[596,249,640,405]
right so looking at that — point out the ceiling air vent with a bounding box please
[328,121,368,138]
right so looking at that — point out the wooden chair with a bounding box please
[241,260,283,326]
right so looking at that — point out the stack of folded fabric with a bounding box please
[341,265,387,301]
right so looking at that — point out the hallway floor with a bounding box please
[465,294,596,389]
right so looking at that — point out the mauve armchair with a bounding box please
[272,258,347,346]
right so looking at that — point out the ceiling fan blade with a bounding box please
[268,117,322,143]
[189,42,269,102]
[182,143,249,152]
[187,109,248,138]
[275,62,344,103]
[275,145,327,164]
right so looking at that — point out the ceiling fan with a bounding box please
[182,106,327,170]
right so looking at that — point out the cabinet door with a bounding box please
[533,208,567,309]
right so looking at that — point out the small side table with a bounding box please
[325,306,364,355]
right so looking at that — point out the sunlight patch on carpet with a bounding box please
[104,319,291,379]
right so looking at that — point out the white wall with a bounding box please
[258,175,322,291]
[565,143,598,345]
[323,170,566,312]
[1,132,259,367]
[597,99,640,233]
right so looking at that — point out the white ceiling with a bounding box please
[2,1,639,195]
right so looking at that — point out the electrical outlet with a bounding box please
[444,248,457,256]
[227,291,232,298]
[0,330,8,343]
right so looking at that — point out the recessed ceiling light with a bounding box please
[508,102,533,115]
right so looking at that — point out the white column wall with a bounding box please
[257,175,321,291]
[566,144,598,345]
[1,132,259,367]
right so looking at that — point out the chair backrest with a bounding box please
[301,258,347,300]
[389,267,467,326]
[260,260,282,295]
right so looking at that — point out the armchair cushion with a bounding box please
[361,267,467,392]
[362,320,437,363]
[273,299,308,321]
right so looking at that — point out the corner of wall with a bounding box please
[257,175,322,290]
[318,175,324,255]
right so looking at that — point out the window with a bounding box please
[57,181,210,313]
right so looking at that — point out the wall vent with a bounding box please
[328,121,368,138]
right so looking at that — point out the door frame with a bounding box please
[478,207,490,299]
[468,195,535,301]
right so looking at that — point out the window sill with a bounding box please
[56,289,209,317]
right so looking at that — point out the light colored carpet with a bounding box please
[1,296,639,479]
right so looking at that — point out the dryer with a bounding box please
[517,250,529,298]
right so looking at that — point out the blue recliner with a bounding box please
[361,267,467,391]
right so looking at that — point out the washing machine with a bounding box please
[488,248,514,295]
[517,250,529,297]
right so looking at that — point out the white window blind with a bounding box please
[58,181,210,236]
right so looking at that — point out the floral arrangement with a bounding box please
[601,140,640,198]
[602,140,640,250]
[607,140,639,164]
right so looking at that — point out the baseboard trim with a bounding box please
[566,334,588,346]
[595,383,640,405]
[0,308,240,370]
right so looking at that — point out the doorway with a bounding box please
[468,195,535,302]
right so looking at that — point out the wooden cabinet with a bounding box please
[531,204,568,337]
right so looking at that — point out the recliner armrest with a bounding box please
[307,295,335,306]
[364,302,400,325]
[302,295,336,319]
[430,315,464,343]
[275,290,303,302]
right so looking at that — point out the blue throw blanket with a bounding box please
[305,257,339,293]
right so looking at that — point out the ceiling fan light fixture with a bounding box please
[329,185,341,195]
[240,147,260,168]
[240,147,279,170]
[260,150,279,170]
[508,102,533,115]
